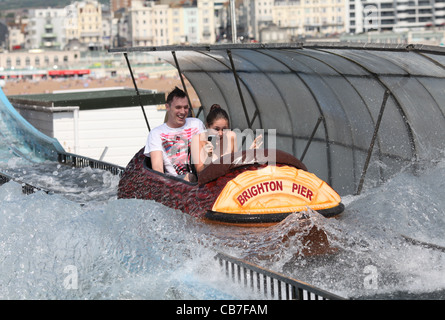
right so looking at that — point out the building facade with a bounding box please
[198,0,216,43]
[76,0,104,50]
[129,0,215,46]
[24,1,104,51]
[0,50,81,74]
[3,0,444,54]
[129,0,170,46]
[26,8,67,50]
[241,0,275,40]
[272,0,346,40]
[348,0,445,34]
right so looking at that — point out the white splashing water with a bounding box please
[1,130,445,299]
[0,178,261,299]
[276,161,445,299]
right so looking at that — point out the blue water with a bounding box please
[1,108,445,299]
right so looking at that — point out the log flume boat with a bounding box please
[117,147,344,227]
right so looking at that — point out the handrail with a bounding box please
[215,252,345,300]
[57,152,125,177]
[1,151,125,196]
[0,171,50,195]
[1,152,125,196]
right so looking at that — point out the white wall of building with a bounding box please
[14,102,166,167]
[57,105,165,167]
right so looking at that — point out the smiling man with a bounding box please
[144,87,205,181]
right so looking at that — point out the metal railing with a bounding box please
[57,152,125,177]
[0,171,50,195]
[215,252,345,300]
[0,151,125,196]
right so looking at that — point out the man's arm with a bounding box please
[150,150,164,173]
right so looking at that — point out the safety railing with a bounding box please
[215,252,345,300]
[0,171,50,195]
[57,152,125,177]
[1,152,125,196]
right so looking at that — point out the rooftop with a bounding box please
[7,87,165,110]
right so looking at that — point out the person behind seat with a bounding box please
[144,87,205,181]
[190,104,238,174]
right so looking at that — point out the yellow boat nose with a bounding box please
[211,165,342,216]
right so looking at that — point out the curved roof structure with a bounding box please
[110,43,445,195]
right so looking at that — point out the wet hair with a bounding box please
[206,104,230,127]
[166,87,187,105]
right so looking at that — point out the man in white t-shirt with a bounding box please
[144,87,205,181]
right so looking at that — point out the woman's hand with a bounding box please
[203,141,214,156]
[250,134,263,149]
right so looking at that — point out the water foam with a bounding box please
[0,179,262,299]
[1,124,445,299]
[271,162,445,299]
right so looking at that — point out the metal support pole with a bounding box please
[227,49,251,129]
[123,52,151,131]
[356,90,391,195]
[230,0,237,43]
[300,116,323,162]
[171,50,195,117]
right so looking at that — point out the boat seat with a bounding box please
[143,153,198,185]
[143,155,152,169]
[197,149,307,186]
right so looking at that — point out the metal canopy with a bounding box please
[110,43,445,195]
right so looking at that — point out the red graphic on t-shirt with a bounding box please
[161,128,199,175]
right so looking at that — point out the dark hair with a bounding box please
[166,86,187,105]
[206,104,230,127]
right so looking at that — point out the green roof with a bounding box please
[8,88,165,110]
